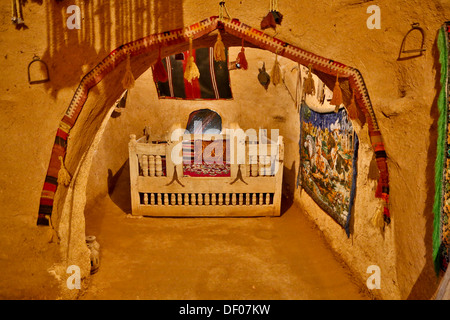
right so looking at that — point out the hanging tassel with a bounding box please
[57,156,71,187]
[371,205,385,230]
[303,65,315,95]
[330,73,343,107]
[122,54,135,90]
[184,37,200,83]
[214,32,227,62]
[236,39,248,70]
[271,53,282,86]
[153,47,168,83]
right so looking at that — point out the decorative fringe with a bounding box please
[330,73,343,107]
[153,47,168,83]
[214,32,227,62]
[371,205,385,230]
[270,53,282,86]
[122,54,135,90]
[184,37,200,83]
[303,65,315,96]
[236,38,248,70]
[57,156,71,187]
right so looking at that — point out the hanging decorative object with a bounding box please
[27,55,50,84]
[303,64,315,96]
[153,46,168,83]
[218,1,231,21]
[257,62,271,90]
[299,102,359,237]
[261,0,283,30]
[330,73,344,112]
[122,53,135,90]
[57,156,71,187]
[270,51,282,86]
[261,11,276,30]
[213,32,227,62]
[235,38,248,70]
[11,0,24,25]
[184,37,200,83]
[397,23,426,61]
[371,205,386,230]
[346,91,358,121]
[215,1,228,61]
[270,0,283,25]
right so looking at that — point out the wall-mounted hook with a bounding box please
[397,23,426,61]
[28,55,50,84]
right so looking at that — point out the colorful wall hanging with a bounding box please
[37,16,389,227]
[153,47,232,100]
[299,103,358,236]
[433,22,450,273]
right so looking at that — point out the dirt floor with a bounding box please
[80,195,370,300]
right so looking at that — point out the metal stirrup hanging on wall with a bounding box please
[397,23,426,61]
[28,55,50,84]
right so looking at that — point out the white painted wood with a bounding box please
[129,132,284,216]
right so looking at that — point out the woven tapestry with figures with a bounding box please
[299,103,358,236]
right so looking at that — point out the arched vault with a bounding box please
[37,16,389,226]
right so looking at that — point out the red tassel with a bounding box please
[237,49,248,70]
[236,39,248,70]
[153,47,168,82]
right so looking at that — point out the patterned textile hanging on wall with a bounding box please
[433,22,450,273]
[299,103,358,237]
[153,47,232,100]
